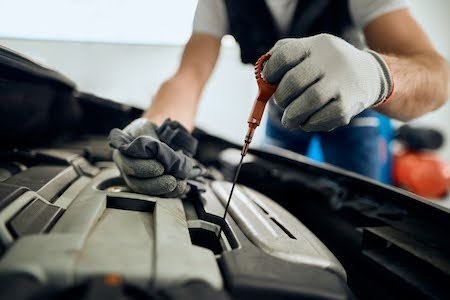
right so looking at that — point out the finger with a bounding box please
[301,100,352,132]
[163,180,189,198]
[263,39,310,84]
[124,174,178,196]
[273,58,323,109]
[281,79,339,129]
[113,150,164,178]
[116,136,197,179]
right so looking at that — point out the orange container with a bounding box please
[393,151,450,199]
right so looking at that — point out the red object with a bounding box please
[242,53,278,155]
[393,151,450,199]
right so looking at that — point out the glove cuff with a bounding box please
[123,117,159,138]
[366,50,394,107]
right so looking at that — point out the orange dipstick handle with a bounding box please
[217,54,278,241]
[242,53,278,155]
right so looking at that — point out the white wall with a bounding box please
[0,0,197,45]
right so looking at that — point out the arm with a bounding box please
[143,33,221,130]
[365,9,449,121]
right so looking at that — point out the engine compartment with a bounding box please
[0,139,351,299]
[0,131,448,299]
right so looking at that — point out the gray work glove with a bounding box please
[262,34,393,132]
[109,118,205,198]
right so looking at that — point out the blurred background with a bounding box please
[1,0,449,202]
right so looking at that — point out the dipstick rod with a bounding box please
[217,152,245,239]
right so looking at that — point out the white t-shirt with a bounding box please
[193,0,409,48]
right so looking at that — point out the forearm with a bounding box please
[376,53,449,121]
[143,71,203,130]
[143,34,220,131]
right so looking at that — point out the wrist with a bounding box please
[143,110,195,132]
[144,75,200,131]
[141,112,166,127]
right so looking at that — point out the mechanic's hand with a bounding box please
[262,34,393,131]
[109,118,205,197]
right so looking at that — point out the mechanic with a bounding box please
[110,0,448,197]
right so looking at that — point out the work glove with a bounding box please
[262,34,393,132]
[109,118,205,197]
